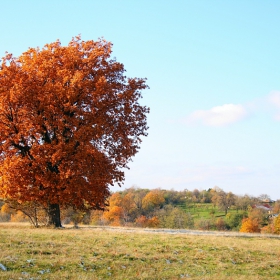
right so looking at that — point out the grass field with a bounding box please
[178,203,238,220]
[0,223,279,280]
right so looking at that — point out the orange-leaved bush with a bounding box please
[135,215,159,228]
[239,218,260,233]
[0,36,149,227]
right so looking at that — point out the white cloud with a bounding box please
[186,104,247,127]
[268,91,280,108]
[267,91,280,121]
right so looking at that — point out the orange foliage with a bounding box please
[261,223,275,234]
[135,215,147,227]
[0,36,149,226]
[248,208,266,224]
[1,203,15,215]
[103,192,138,226]
[135,215,159,228]
[260,215,280,235]
[103,205,124,226]
[239,218,260,233]
[274,215,280,234]
[142,190,165,211]
[10,211,29,222]
[122,193,137,212]
[146,216,160,228]
[108,193,123,208]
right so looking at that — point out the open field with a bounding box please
[0,223,279,280]
[178,203,239,220]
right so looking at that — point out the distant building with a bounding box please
[253,204,273,214]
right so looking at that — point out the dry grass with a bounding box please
[0,223,279,279]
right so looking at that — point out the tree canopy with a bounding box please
[0,36,149,226]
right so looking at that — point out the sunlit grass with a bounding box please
[0,223,279,279]
[180,203,238,220]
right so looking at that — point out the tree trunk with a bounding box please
[225,208,228,215]
[33,207,39,228]
[48,203,62,227]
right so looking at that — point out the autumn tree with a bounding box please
[211,188,235,215]
[235,195,253,212]
[102,192,124,226]
[121,192,137,224]
[248,207,268,227]
[239,206,269,233]
[130,187,149,212]
[103,205,124,226]
[274,215,280,234]
[2,199,48,227]
[142,189,165,213]
[0,36,149,227]
[107,193,123,208]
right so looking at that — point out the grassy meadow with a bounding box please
[178,203,238,220]
[0,223,279,280]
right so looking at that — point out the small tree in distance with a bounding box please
[0,36,149,227]
[211,187,235,215]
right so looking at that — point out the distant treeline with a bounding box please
[1,187,280,234]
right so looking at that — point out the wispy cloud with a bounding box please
[185,104,247,127]
[268,91,280,108]
[267,92,280,121]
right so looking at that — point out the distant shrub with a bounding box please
[135,215,160,228]
[240,218,260,233]
[225,212,244,230]
[194,218,215,231]
[261,223,275,234]
[215,218,227,231]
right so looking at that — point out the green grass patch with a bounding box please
[178,203,240,220]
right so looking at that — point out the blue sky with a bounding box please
[1,1,280,198]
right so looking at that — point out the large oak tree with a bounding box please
[0,36,149,227]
